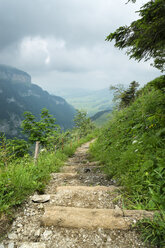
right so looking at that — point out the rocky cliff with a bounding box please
[0,65,31,84]
[0,65,75,138]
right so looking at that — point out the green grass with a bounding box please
[94,112,111,127]
[0,132,96,215]
[89,76,165,247]
[0,151,65,213]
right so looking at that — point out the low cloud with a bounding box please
[0,0,162,91]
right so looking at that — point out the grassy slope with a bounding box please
[90,76,165,246]
[93,112,111,127]
[0,134,95,215]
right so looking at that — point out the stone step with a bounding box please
[55,185,119,193]
[52,172,77,179]
[41,206,129,230]
[60,166,77,173]
[41,206,154,230]
[18,243,46,248]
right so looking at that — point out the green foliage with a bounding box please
[74,110,95,138]
[21,108,59,146]
[106,0,165,71]
[0,151,65,213]
[110,81,139,108]
[137,212,165,247]
[0,135,29,166]
[90,76,165,246]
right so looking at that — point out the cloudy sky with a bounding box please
[0,0,162,92]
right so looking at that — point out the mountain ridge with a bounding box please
[0,65,76,138]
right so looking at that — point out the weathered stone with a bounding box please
[60,166,77,173]
[41,206,129,230]
[42,230,53,240]
[53,173,77,179]
[19,243,46,248]
[8,233,17,240]
[56,185,119,193]
[8,243,14,248]
[34,229,41,237]
[123,210,154,219]
[31,195,50,203]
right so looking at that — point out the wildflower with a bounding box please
[135,149,138,152]
[132,140,137,144]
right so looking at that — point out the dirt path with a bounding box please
[1,141,151,248]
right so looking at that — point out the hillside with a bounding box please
[90,76,165,246]
[0,65,76,138]
[55,88,114,116]
[90,109,112,127]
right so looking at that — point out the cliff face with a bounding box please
[0,65,75,138]
[0,65,31,84]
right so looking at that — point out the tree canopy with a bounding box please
[106,0,165,72]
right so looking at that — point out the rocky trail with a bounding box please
[1,141,153,248]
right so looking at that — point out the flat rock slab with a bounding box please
[31,195,50,203]
[19,243,46,248]
[56,185,119,193]
[41,206,130,230]
[53,173,77,179]
[60,166,77,173]
[123,210,154,219]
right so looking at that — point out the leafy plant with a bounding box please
[137,212,165,247]
[21,108,59,147]
[106,0,165,71]
[74,109,95,138]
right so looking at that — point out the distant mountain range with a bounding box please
[55,88,114,116]
[0,65,75,138]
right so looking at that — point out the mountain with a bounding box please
[54,88,114,116]
[90,109,112,127]
[0,65,75,138]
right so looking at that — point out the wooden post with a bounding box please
[34,141,40,164]
[54,145,57,153]
[62,138,64,150]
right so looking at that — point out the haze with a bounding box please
[0,0,162,93]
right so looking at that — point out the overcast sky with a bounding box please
[0,0,162,92]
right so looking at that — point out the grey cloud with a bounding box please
[0,0,162,90]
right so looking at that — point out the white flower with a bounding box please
[132,140,138,144]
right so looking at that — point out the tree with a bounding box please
[110,81,139,108]
[106,0,165,71]
[21,108,59,146]
[74,110,95,137]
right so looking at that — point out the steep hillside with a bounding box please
[90,109,112,127]
[0,65,75,138]
[90,76,165,246]
[55,88,114,116]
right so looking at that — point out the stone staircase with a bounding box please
[1,141,153,248]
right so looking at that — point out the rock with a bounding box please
[8,243,15,248]
[8,233,17,240]
[19,243,46,248]
[31,195,50,203]
[41,206,129,230]
[42,230,53,240]
[37,204,44,209]
[34,229,41,237]
[0,244,5,248]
